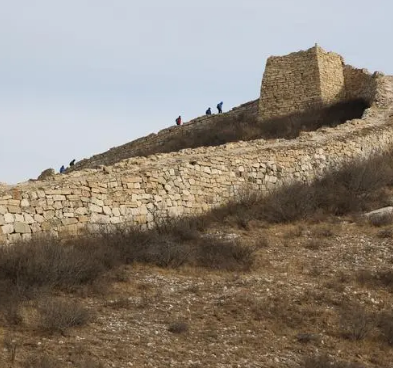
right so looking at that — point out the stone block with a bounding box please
[8,206,21,214]
[14,222,31,234]
[1,224,14,234]
[4,213,14,223]
[89,204,103,213]
[61,218,78,226]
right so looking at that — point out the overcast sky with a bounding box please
[1,0,392,184]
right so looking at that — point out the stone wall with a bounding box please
[259,47,322,121]
[316,47,345,104]
[259,45,378,121]
[70,46,378,175]
[72,100,259,171]
[0,74,392,245]
[344,65,378,104]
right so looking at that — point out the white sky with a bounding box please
[1,0,392,184]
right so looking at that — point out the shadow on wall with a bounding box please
[132,98,370,156]
[259,98,370,140]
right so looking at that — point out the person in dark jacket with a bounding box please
[69,159,76,167]
[217,101,223,113]
[206,107,212,115]
[175,116,182,126]
[59,165,65,174]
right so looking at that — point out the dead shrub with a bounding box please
[22,354,62,368]
[358,269,393,291]
[356,269,375,286]
[0,281,23,325]
[304,239,329,251]
[37,298,91,334]
[303,354,364,368]
[284,225,306,238]
[168,321,189,334]
[378,270,393,290]
[312,225,335,238]
[195,240,255,271]
[258,183,318,223]
[0,236,113,295]
[339,304,375,340]
[378,310,393,345]
[73,357,105,368]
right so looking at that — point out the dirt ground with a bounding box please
[1,219,393,368]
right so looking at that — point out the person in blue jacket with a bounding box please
[59,165,65,174]
[206,107,212,115]
[217,101,223,114]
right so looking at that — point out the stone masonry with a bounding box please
[0,47,391,244]
[72,100,259,171]
[259,45,377,121]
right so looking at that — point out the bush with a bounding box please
[378,311,393,345]
[195,239,255,271]
[37,298,91,334]
[339,304,375,340]
[357,269,393,291]
[22,354,62,368]
[168,321,189,334]
[0,236,112,293]
[378,270,393,290]
[303,355,364,368]
[73,357,105,368]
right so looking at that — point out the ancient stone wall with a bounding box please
[0,74,392,245]
[72,100,259,171]
[259,47,322,121]
[316,47,345,104]
[344,65,378,104]
[259,45,378,121]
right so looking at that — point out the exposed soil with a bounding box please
[2,219,393,368]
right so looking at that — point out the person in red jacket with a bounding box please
[175,115,182,126]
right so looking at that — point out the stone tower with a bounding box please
[259,45,345,121]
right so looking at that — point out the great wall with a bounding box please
[1,45,393,244]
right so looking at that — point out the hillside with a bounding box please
[2,155,393,367]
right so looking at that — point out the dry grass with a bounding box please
[37,298,91,335]
[339,303,375,341]
[303,355,364,368]
[4,143,393,367]
[131,99,369,158]
[21,354,62,368]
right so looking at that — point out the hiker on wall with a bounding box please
[206,107,212,115]
[217,101,223,114]
[175,115,182,126]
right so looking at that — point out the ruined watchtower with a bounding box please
[259,45,346,121]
